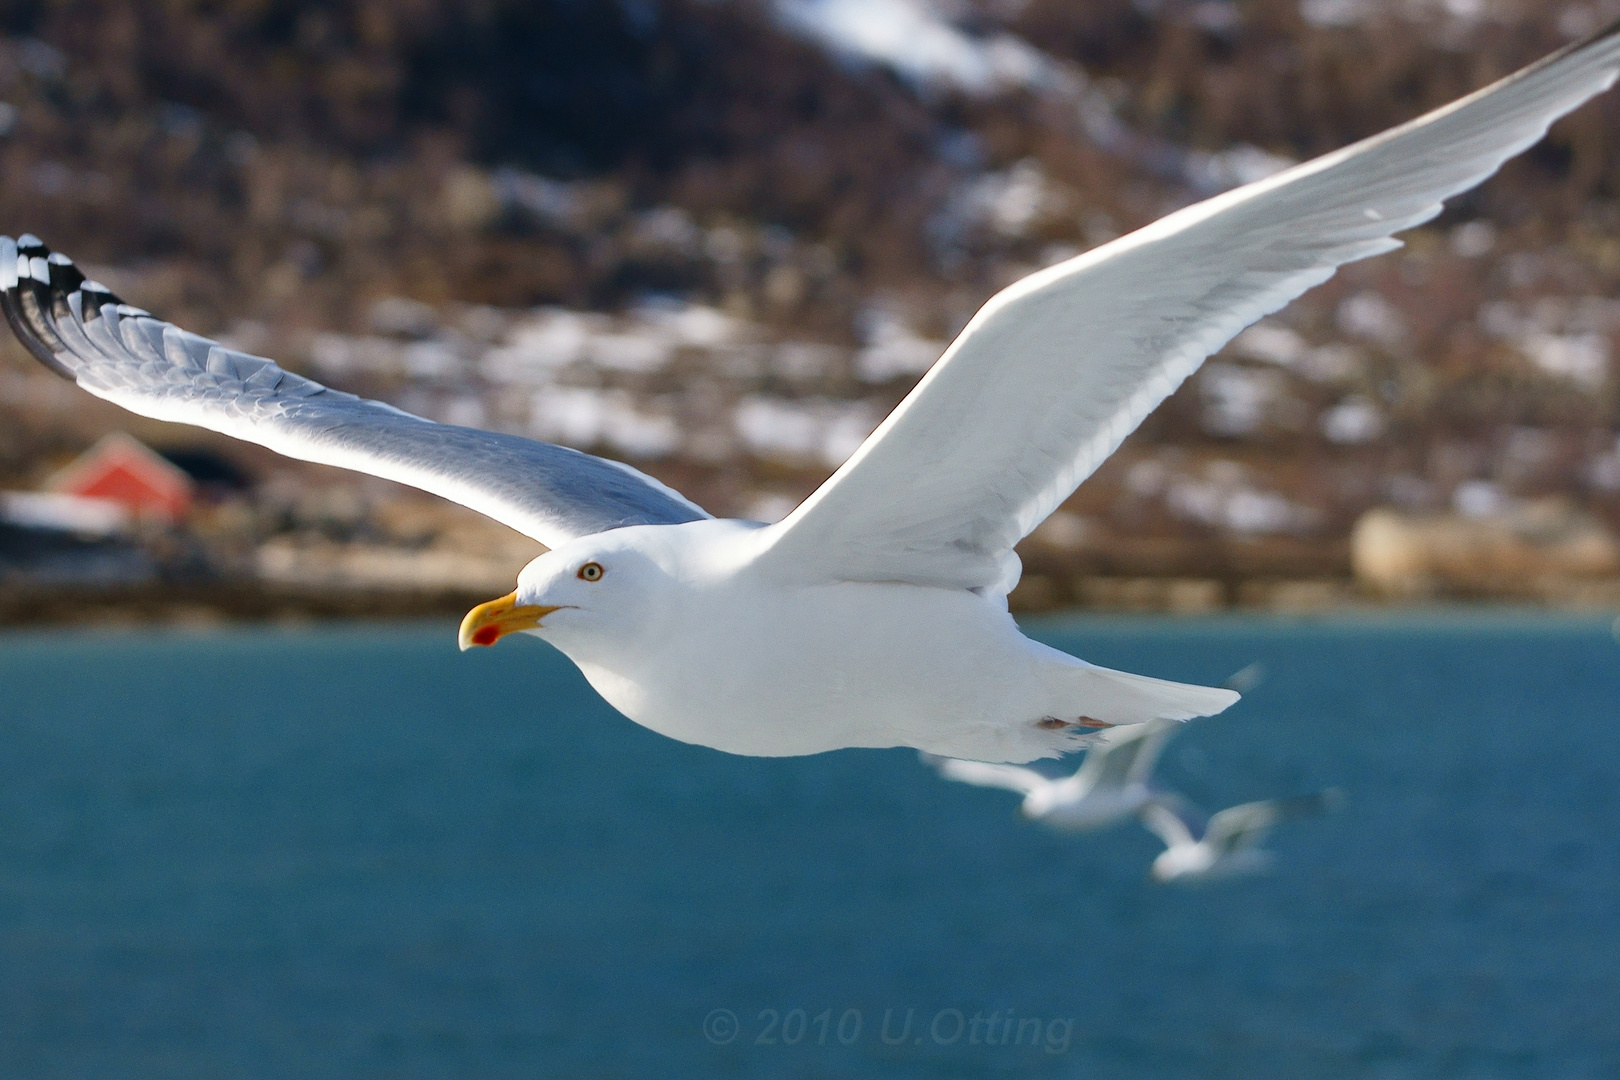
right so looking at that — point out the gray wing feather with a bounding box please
[0,237,709,547]
[1073,717,1174,794]
[1204,790,1338,854]
[1203,800,1281,856]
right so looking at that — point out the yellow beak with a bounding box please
[458,592,562,651]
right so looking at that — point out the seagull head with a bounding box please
[458,531,673,651]
[1150,844,1214,883]
[1020,778,1074,819]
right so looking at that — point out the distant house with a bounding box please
[45,432,195,523]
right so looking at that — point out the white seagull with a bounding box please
[1140,790,1343,883]
[923,718,1176,830]
[7,26,1620,760]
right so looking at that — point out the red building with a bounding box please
[45,432,195,523]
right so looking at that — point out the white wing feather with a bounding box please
[926,755,1049,795]
[1140,797,1203,849]
[0,237,709,548]
[756,23,1620,592]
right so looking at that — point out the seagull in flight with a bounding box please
[923,718,1177,830]
[6,27,1620,760]
[1140,790,1343,883]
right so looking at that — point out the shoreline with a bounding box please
[4,577,1620,629]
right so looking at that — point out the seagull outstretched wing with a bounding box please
[757,22,1620,593]
[1072,717,1175,796]
[922,753,1049,795]
[1205,790,1343,856]
[1140,794,1207,850]
[0,235,709,548]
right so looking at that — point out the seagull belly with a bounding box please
[566,580,1064,759]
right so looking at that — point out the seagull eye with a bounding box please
[578,562,604,581]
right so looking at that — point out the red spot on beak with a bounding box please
[458,593,561,651]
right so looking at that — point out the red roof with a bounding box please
[45,432,194,522]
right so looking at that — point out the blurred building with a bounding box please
[45,433,194,524]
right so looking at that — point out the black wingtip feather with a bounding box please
[46,252,84,294]
[0,235,86,381]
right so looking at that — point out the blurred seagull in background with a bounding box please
[923,718,1176,830]
[7,25,1620,760]
[1141,790,1343,883]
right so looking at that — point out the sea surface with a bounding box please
[0,613,1617,1079]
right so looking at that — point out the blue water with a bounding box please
[0,615,1617,1079]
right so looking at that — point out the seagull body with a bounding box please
[7,25,1620,760]
[494,521,1224,759]
[923,719,1176,828]
[1140,791,1342,883]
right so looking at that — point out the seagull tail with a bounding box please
[1048,662,1241,728]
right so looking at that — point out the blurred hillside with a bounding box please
[4,0,1620,618]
